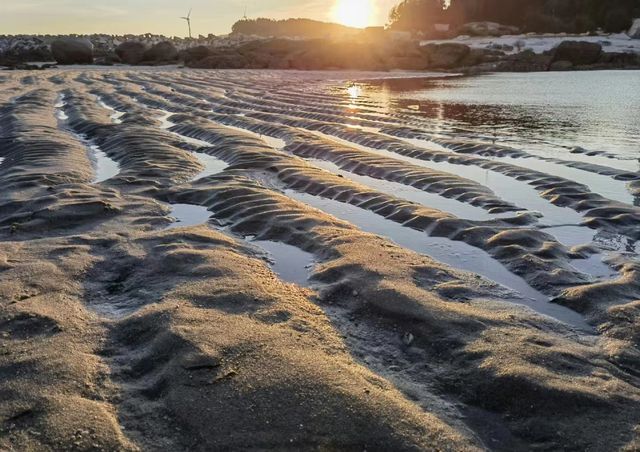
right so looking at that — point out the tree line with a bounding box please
[389,0,640,33]
[231,18,358,38]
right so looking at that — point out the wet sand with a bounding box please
[0,68,639,451]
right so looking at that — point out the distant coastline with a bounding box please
[2,28,639,73]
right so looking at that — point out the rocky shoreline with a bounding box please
[2,33,640,73]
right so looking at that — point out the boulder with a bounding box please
[552,41,602,66]
[629,18,640,39]
[421,43,471,69]
[597,52,640,68]
[549,60,573,71]
[50,38,93,65]
[189,53,248,69]
[458,22,520,37]
[459,48,504,67]
[143,41,178,63]
[497,50,552,72]
[94,53,121,66]
[181,46,212,65]
[115,41,147,65]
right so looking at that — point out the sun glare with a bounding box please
[332,0,375,29]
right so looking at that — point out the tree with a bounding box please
[387,0,639,33]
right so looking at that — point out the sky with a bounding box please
[0,0,400,36]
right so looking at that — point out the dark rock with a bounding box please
[143,41,178,63]
[190,53,248,69]
[181,46,212,65]
[549,60,573,71]
[552,41,602,66]
[94,53,121,66]
[422,43,471,69]
[497,50,552,72]
[50,38,93,65]
[6,63,56,71]
[597,52,640,68]
[115,41,147,65]
[460,48,504,67]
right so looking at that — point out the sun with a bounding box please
[331,0,375,29]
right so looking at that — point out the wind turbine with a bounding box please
[181,8,193,39]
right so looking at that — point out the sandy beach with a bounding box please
[1,67,639,450]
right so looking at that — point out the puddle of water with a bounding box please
[286,189,591,331]
[308,158,497,221]
[193,151,228,180]
[250,238,315,286]
[158,111,174,129]
[570,254,617,280]
[493,156,635,205]
[157,112,230,179]
[540,225,596,248]
[54,93,70,120]
[55,94,120,183]
[158,111,217,148]
[96,96,124,124]
[55,105,68,121]
[89,144,120,183]
[166,204,211,229]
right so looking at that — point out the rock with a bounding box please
[422,43,471,69]
[497,49,552,72]
[552,41,602,66]
[94,53,121,66]
[596,52,640,68]
[115,41,147,65]
[629,18,640,39]
[50,38,93,65]
[143,41,178,63]
[181,46,212,65]
[458,22,520,37]
[460,48,504,67]
[190,53,248,69]
[549,60,573,71]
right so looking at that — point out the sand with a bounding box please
[0,68,639,451]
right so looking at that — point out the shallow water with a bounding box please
[491,156,635,205]
[250,239,315,286]
[286,189,591,331]
[156,111,229,180]
[55,94,120,183]
[89,144,120,183]
[166,204,211,229]
[365,71,640,162]
[192,151,228,180]
[95,96,124,124]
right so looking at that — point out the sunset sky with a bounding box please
[1,0,400,36]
